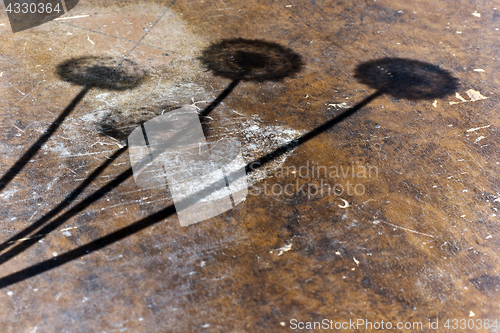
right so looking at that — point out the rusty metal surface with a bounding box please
[0,0,499,332]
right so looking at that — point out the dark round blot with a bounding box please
[57,56,146,90]
[199,39,304,82]
[354,58,459,100]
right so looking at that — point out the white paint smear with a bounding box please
[328,102,350,109]
[215,116,305,185]
[270,241,293,256]
[467,125,491,132]
[474,136,485,143]
[54,15,90,20]
[466,89,488,101]
[449,89,489,105]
